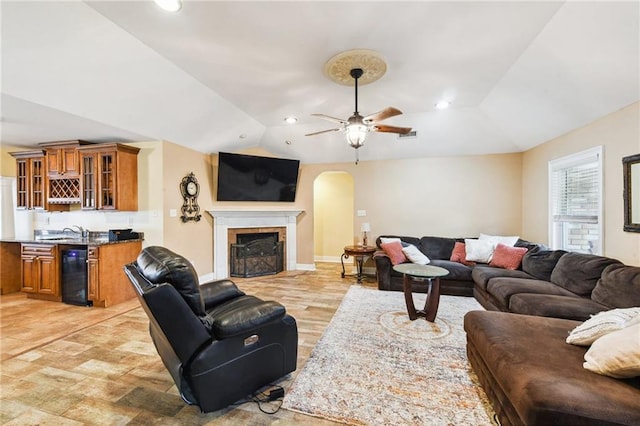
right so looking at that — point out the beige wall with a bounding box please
[160,141,215,276]
[297,153,523,264]
[313,171,354,259]
[522,102,640,266]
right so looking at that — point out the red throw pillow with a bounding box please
[450,242,475,266]
[490,243,528,270]
[380,241,407,265]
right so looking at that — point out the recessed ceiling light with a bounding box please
[435,101,451,110]
[284,116,298,124]
[154,0,182,12]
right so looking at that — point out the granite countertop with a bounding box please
[1,230,144,246]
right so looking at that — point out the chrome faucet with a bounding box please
[63,225,89,238]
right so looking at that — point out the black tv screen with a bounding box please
[216,152,300,202]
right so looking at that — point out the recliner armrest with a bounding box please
[200,279,246,310]
[203,295,286,339]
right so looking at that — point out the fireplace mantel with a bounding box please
[207,209,304,279]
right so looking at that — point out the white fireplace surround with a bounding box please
[207,209,303,279]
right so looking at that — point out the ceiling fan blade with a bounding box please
[363,107,403,124]
[305,128,342,136]
[372,124,413,135]
[311,113,349,125]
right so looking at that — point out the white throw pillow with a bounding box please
[380,237,402,245]
[583,323,640,378]
[566,307,640,346]
[464,239,495,263]
[479,233,520,248]
[402,244,430,265]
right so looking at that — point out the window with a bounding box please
[549,146,603,255]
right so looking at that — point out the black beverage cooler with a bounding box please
[61,247,90,306]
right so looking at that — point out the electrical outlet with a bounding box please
[169,209,177,217]
[357,210,367,217]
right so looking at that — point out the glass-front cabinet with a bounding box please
[10,150,46,210]
[78,143,140,211]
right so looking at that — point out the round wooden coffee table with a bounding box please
[393,263,449,322]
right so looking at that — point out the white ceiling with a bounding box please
[1,1,638,164]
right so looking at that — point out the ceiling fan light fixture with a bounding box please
[346,124,367,148]
[154,0,182,12]
[284,116,298,124]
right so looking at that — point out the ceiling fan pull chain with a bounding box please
[355,149,359,165]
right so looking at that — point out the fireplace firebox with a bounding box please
[230,232,284,278]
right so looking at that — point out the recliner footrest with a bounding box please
[203,295,286,339]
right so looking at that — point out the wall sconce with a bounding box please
[361,222,371,246]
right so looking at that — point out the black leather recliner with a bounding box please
[123,246,298,413]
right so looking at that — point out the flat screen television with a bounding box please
[216,152,300,202]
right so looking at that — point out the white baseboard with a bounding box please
[296,263,316,271]
[314,256,342,263]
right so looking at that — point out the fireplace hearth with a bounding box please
[230,233,284,278]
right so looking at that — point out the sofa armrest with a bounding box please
[200,279,246,310]
[374,252,393,291]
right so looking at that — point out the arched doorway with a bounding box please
[313,171,354,262]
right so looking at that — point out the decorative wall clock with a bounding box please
[180,172,202,222]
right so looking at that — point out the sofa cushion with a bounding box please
[509,293,609,321]
[428,259,473,281]
[550,252,622,296]
[591,264,640,308]
[522,249,566,281]
[418,236,457,260]
[479,233,519,247]
[376,235,420,249]
[584,323,640,378]
[380,241,407,265]
[567,307,640,345]
[450,242,475,266]
[487,277,579,311]
[464,239,495,263]
[489,243,528,270]
[471,266,532,291]
[136,246,205,316]
[401,244,430,265]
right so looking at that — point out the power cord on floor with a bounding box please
[252,385,285,414]
[231,385,285,414]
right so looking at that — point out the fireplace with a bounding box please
[207,209,303,279]
[230,232,284,277]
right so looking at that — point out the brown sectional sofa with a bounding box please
[375,234,640,425]
[374,234,632,321]
[465,311,640,426]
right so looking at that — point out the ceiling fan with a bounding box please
[306,68,412,153]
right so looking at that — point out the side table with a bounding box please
[341,245,377,284]
[392,263,449,322]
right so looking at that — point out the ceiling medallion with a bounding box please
[323,49,387,86]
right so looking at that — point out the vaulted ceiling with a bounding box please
[1,1,638,164]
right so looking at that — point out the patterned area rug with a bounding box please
[283,286,495,425]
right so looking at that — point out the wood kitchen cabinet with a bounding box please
[78,143,140,211]
[0,243,22,294]
[87,241,141,307]
[9,150,48,210]
[87,246,100,301]
[40,140,92,178]
[21,244,61,301]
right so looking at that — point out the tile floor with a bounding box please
[1,262,376,425]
